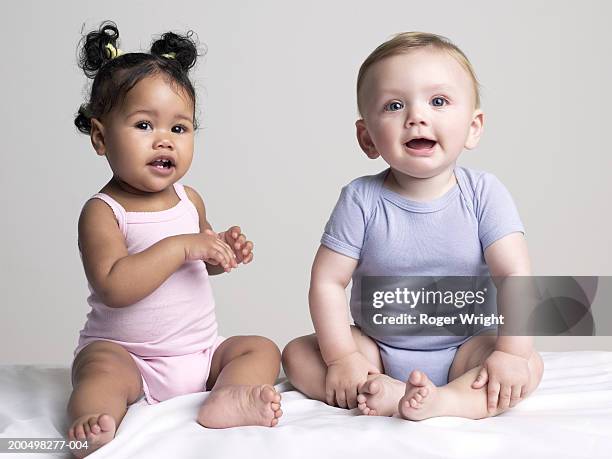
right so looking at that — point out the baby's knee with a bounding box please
[281,335,314,373]
[248,336,281,360]
[72,350,125,384]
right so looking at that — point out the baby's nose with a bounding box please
[405,114,429,127]
[155,137,174,149]
[405,106,430,126]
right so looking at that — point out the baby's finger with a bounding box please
[510,385,522,407]
[234,234,247,249]
[242,252,254,264]
[325,385,335,406]
[241,241,254,259]
[228,225,241,240]
[336,389,347,409]
[215,240,237,267]
[498,385,511,411]
[487,380,500,414]
[346,386,358,409]
[472,366,488,389]
[209,246,233,270]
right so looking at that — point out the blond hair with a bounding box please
[356,32,481,115]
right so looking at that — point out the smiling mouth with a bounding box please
[405,138,437,150]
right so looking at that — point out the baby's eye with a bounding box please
[384,100,404,112]
[135,121,152,130]
[431,97,448,107]
[172,125,188,134]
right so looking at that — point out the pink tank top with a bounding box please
[76,183,219,358]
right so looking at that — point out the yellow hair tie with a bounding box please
[161,52,176,59]
[104,43,123,59]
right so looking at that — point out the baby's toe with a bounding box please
[88,417,100,434]
[408,370,423,386]
[260,385,279,403]
[74,424,86,441]
[97,414,115,432]
[83,422,92,440]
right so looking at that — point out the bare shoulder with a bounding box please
[183,185,210,232]
[78,198,121,238]
[183,185,206,212]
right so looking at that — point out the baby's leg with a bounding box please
[282,326,396,413]
[67,341,143,458]
[197,336,282,428]
[398,333,544,420]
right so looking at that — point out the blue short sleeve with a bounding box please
[320,185,368,259]
[474,173,525,250]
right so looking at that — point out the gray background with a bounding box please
[1,0,610,365]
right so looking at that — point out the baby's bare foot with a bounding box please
[356,374,405,416]
[198,384,283,428]
[398,370,444,421]
[68,413,116,458]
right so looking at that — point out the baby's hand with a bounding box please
[183,229,237,272]
[325,351,380,409]
[472,350,530,413]
[219,226,254,264]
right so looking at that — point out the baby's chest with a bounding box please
[360,208,484,275]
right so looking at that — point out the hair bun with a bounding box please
[77,20,121,79]
[150,31,200,72]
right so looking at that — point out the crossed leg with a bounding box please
[282,326,384,408]
[398,332,545,420]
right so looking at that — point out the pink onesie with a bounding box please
[73,182,225,404]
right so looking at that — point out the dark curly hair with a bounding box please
[74,21,203,134]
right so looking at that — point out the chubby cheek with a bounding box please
[439,120,470,152]
[370,120,399,149]
[177,139,195,169]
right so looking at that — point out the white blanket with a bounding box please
[2,351,612,458]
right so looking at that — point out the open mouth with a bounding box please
[405,138,437,150]
[148,158,175,169]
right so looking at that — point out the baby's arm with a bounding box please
[78,199,236,308]
[310,245,380,407]
[484,232,533,357]
[474,232,534,411]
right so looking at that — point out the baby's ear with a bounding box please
[356,119,379,159]
[464,109,484,150]
[90,118,107,156]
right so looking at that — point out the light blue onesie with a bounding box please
[321,166,525,385]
